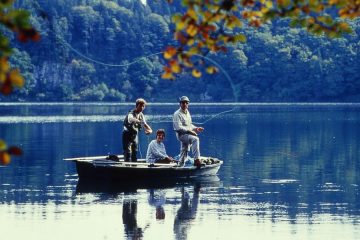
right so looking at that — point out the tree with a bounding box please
[162,0,359,79]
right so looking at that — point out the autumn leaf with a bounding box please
[8,146,23,155]
[0,57,10,73]
[0,152,11,166]
[175,20,187,31]
[187,7,198,21]
[169,60,181,73]
[186,24,198,37]
[161,71,175,80]
[234,33,247,43]
[206,66,219,74]
[192,69,202,78]
[163,46,177,59]
[1,79,12,95]
[9,68,24,87]
[0,139,7,151]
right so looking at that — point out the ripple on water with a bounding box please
[261,179,299,184]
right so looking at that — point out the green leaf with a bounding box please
[234,34,247,43]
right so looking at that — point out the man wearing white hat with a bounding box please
[173,96,204,167]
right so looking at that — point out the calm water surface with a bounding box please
[0,103,360,240]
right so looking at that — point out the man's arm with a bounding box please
[143,123,152,135]
[142,114,152,134]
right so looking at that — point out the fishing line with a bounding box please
[59,37,163,67]
[138,137,143,159]
[193,107,237,125]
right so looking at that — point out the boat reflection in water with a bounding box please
[76,176,220,239]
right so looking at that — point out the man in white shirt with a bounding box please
[146,129,174,164]
[173,96,204,166]
[122,98,152,162]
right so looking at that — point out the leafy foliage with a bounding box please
[0,0,39,95]
[163,0,360,78]
[1,0,38,165]
[0,139,22,166]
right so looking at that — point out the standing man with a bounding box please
[123,98,152,162]
[173,96,204,166]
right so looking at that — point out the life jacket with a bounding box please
[123,109,142,134]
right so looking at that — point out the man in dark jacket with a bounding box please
[122,98,152,162]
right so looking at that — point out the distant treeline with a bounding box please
[3,0,360,102]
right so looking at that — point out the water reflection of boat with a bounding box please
[76,176,220,240]
[76,175,220,194]
[65,155,222,181]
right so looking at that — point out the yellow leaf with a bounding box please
[226,16,243,29]
[192,69,202,78]
[9,69,24,88]
[0,152,11,166]
[234,34,247,43]
[204,11,212,21]
[170,62,181,73]
[277,0,291,8]
[188,47,199,55]
[265,0,273,8]
[206,66,218,74]
[307,17,315,25]
[0,139,7,151]
[182,58,194,68]
[186,24,198,37]
[187,8,198,21]
[0,57,10,72]
[338,22,351,32]
[187,38,195,46]
[163,47,177,59]
[176,20,187,31]
[161,71,175,80]
[0,73,6,83]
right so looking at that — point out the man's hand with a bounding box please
[144,124,152,135]
[195,127,204,133]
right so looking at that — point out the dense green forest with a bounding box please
[3,0,360,102]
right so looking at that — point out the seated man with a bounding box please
[146,129,174,164]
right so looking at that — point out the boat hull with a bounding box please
[75,159,222,181]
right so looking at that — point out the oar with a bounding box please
[63,155,124,161]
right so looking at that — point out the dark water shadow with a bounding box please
[75,175,221,194]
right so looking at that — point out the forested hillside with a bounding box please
[3,0,360,102]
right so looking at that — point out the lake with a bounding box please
[0,103,360,240]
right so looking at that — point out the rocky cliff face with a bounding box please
[33,62,73,88]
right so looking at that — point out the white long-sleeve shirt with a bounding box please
[173,108,196,134]
[146,140,168,163]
